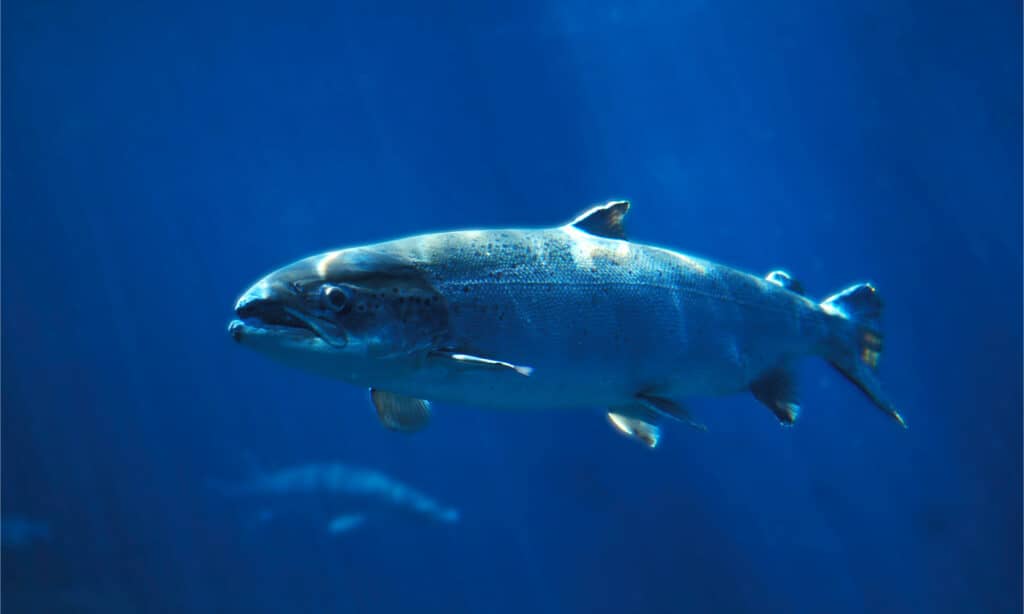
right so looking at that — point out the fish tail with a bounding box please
[820,283,906,428]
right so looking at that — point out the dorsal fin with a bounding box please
[765,270,805,295]
[568,200,630,239]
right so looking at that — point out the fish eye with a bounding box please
[320,284,349,312]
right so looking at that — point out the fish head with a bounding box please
[229,245,448,381]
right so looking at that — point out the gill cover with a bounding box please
[311,249,450,356]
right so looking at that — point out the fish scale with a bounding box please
[230,200,906,446]
[376,227,814,408]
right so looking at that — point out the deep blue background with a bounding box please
[3,1,1020,612]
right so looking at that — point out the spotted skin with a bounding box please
[330,226,833,410]
[231,203,904,432]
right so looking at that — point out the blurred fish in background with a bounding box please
[209,460,460,537]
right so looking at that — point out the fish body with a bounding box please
[230,201,903,445]
[213,462,459,524]
[360,226,826,409]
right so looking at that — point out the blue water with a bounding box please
[3,1,1020,612]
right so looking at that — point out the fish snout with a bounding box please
[234,294,268,321]
[234,277,275,314]
[230,275,326,342]
[233,294,306,330]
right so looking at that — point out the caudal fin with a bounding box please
[821,283,907,428]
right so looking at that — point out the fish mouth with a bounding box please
[282,306,348,348]
[230,299,319,341]
[230,301,347,348]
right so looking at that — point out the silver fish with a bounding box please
[211,462,459,525]
[229,201,904,446]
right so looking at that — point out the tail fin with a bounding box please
[820,283,907,428]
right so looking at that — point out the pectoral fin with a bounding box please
[637,394,707,431]
[432,351,534,376]
[751,367,801,425]
[370,389,431,432]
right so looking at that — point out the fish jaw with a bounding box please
[229,244,451,388]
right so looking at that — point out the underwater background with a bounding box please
[3,0,1021,612]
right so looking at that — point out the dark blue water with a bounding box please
[3,1,1020,612]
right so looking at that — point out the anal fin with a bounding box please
[750,367,801,425]
[370,389,431,432]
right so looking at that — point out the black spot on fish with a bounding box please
[462,286,470,293]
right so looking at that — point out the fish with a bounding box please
[210,462,460,526]
[229,200,905,446]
